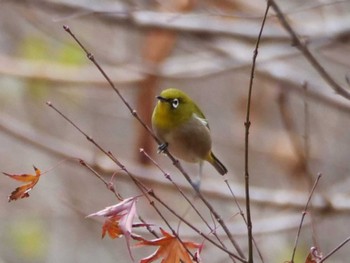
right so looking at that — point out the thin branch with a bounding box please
[225,181,265,263]
[290,173,322,263]
[268,0,350,100]
[319,236,350,262]
[79,159,123,200]
[79,159,159,238]
[63,24,245,258]
[62,25,159,144]
[140,149,211,230]
[46,101,206,262]
[244,2,270,262]
[146,189,247,263]
[140,148,236,262]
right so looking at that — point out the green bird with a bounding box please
[152,88,227,177]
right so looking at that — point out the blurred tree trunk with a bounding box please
[136,0,196,164]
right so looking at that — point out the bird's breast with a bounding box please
[160,116,212,163]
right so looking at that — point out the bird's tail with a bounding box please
[207,152,228,175]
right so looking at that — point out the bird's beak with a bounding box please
[156,95,169,103]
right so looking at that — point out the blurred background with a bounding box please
[0,0,350,262]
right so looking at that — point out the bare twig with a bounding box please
[319,236,350,262]
[140,148,205,225]
[47,98,246,262]
[79,159,159,238]
[140,148,236,262]
[46,101,208,262]
[62,25,159,144]
[290,173,322,263]
[244,2,270,262]
[146,189,247,262]
[63,25,245,258]
[268,0,350,100]
[79,159,123,200]
[140,149,209,228]
[225,181,265,263]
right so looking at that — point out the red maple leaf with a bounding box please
[136,228,202,263]
[3,166,41,202]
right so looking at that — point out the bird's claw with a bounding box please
[157,142,168,154]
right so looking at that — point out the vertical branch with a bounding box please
[245,2,270,262]
[290,173,322,263]
[226,182,265,263]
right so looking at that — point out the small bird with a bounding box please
[151,88,227,177]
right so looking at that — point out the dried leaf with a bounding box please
[136,228,201,263]
[3,166,41,202]
[87,196,139,261]
[305,247,323,263]
[101,215,124,239]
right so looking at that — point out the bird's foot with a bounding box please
[157,142,168,154]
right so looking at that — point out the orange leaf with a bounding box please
[87,197,140,261]
[305,247,323,263]
[137,228,201,263]
[101,215,124,239]
[3,166,41,202]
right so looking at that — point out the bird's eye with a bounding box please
[171,98,179,108]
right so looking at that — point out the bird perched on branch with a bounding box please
[152,88,227,184]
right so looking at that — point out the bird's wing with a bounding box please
[193,112,209,129]
[192,102,210,129]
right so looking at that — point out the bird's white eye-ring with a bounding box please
[171,98,179,108]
